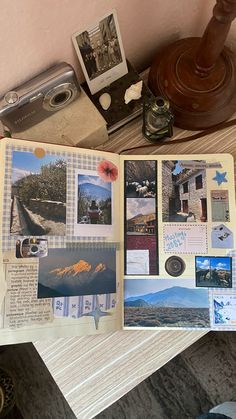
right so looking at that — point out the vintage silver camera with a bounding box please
[16,237,48,258]
[0,62,80,133]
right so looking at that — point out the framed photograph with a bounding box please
[72,10,128,94]
[74,168,114,237]
[195,256,232,288]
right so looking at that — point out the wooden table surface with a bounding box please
[34,114,236,419]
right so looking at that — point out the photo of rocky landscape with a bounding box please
[124,278,210,328]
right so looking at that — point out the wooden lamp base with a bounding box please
[149,38,236,130]
[148,1,236,130]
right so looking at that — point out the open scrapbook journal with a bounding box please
[0,137,236,344]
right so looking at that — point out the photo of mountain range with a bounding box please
[38,247,116,298]
[79,182,111,201]
[124,279,210,328]
[77,174,112,225]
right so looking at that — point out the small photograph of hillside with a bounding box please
[10,151,66,236]
[38,247,116,298]
[125,160,156,198]
[126,198,156,235]
[196,256,232,288]
[124,278,210,328]
[77,174,111,225]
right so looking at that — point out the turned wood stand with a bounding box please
[149,0,236,130]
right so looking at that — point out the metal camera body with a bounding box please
[0,62,80,133]
[20,238,48,258]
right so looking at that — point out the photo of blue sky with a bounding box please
[172,161,184,175]
[196,256,231,272]
[124,278,196,299]
[12,151,65,183]
[78,174,111,194]
[172,160,205,175]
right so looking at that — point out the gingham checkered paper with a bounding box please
[209,250,236,330]
[2,144,108,252]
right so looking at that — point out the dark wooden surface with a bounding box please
[0,343,76,419]
[95,332,236,419]
[148,0,236,130]
[1,332,236,418]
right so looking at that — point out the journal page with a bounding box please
[120,154,236,331]
[0,137,121,344]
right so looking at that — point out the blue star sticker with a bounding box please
[213,171,228,186]
[82,295,111,330]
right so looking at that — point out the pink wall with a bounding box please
[0,0,219,96]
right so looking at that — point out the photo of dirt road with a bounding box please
[10,151,67,236]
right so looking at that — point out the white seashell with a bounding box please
[124,81,143,104]
[99,93,111,110]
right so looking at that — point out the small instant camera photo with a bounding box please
[0,62,80,133]
[16,237,48,259]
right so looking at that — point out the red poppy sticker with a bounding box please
[97,160,118,182]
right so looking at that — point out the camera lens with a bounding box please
[51,91,71,106]
[31,245,38,253]
[43,82,78,112]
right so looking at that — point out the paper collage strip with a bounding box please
[124,160,158,276]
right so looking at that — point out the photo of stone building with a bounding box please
[162,160,207,222]
[127,213,156,235]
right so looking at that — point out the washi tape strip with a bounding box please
[66,241,120,250]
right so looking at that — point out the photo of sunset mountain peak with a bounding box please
[38,248,116,298]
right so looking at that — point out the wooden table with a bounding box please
[34,114,236,419]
